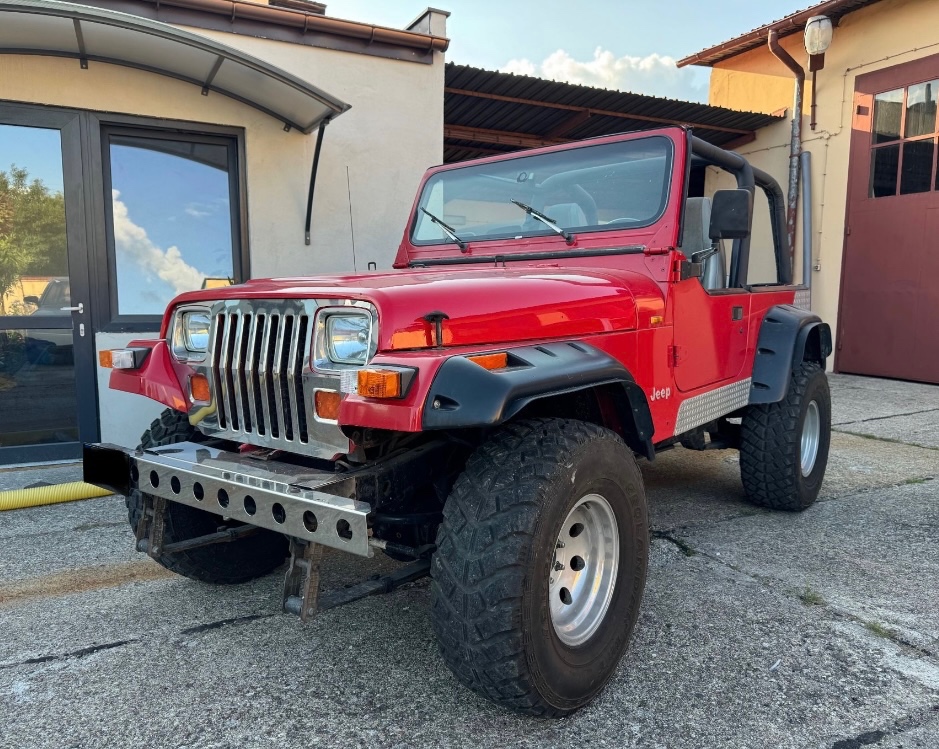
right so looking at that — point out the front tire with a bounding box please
[127,408,288,584]
[740,361,831,511]
[430,418,649,716]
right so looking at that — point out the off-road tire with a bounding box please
[430,418,648,717]
[740,361,831,511]
[127,408,288,584]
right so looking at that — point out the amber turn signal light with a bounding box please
[468,352,508,370]
[357,369,402,399]
[98,350,113,368]
[314,389,342,420]
[190,374,211,403]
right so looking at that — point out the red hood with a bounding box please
[169,267,666,351]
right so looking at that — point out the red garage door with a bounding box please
[839,54,939,384]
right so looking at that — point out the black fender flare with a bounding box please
[750,304,833,404]
[422,341,655,459]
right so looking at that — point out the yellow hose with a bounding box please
[0,482,113,511]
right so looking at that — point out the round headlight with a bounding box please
[326,314,371,365]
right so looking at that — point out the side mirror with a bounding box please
[709,189,753,240]
[23,296,39,306]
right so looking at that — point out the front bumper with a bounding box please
[84,441,372,557]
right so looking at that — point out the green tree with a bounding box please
[0,165,67,313]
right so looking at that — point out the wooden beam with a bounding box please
[545,109,592,138]
[444,125,568,149]
[445,87,755,135]
[718,132,757,150]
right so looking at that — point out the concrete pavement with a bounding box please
[0,373,937,749]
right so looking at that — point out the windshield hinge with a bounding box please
[643,246,671,256]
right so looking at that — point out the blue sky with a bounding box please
[0,125,64,193]
[109,144,233,315]
[329,0,810,101]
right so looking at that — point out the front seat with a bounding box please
[681,197,727,291]
[543,202,587,229]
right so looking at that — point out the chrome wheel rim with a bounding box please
[549,493,619,647]
[801,400,821,477]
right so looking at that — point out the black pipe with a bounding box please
[690,137,755,288]
[304,118,329,246]
[752,165,792,285]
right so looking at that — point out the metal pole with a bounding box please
[800,151,813,291]
[304,119,329,246]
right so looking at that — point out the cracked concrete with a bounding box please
[0,373,937,749]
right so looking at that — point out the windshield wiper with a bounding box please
[510,199,575,245]
[420,207,467,252]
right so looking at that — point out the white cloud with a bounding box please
[184,206,211,218]
[501,47,707,102]
[111,189,204,295]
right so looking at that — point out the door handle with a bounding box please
[61,303,84,314]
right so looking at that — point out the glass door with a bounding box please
[0,109,96,463]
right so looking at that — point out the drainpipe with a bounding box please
[767,30,805,274]
[800,151,813,300]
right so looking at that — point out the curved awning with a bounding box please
[0,0,350,133]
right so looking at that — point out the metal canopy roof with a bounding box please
[444,64,783,162]
[0,0,350,133]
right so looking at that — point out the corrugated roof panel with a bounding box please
[443,63,782,162]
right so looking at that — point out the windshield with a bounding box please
[411,135,673,247]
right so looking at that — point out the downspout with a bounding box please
[767,30,805,275]
[800,151,813,301]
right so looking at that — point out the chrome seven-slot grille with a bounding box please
[210,307,312,445]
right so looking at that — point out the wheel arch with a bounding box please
[422,342,655,460]
[750,305,833,405]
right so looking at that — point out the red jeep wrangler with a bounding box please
[86,127,832,716]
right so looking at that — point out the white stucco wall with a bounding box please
[0,13,444,448]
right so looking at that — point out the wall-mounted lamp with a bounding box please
[804,15,833,57]
[805,16,832,130]
[804,15,833,129]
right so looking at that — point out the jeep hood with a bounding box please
[174,268,665,351]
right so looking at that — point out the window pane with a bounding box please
[109,136,235,316]
[904,80,938,137]
[900,140,935,194]
[870,144,900,197]
[0,329,77,447]
[0,125,68,317]
[873,88,903,144]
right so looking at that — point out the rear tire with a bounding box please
[430,418,648,716]
[740,361,831,511]
[127,408,288,584]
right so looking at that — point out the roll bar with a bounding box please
[690,136,791,287]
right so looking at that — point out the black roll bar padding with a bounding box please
[304,118,329,246]
[690,137,754,288]
[752,165,792,285]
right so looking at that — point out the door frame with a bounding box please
[0,100,251,463]
[0,102,99,463]
[835,51,939,376]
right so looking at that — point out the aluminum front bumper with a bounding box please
[84,441,373,557]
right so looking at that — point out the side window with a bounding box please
[870,81,938,198]
[100,127,242,328]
